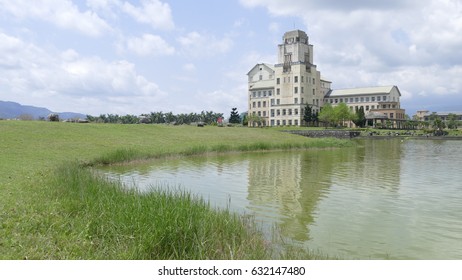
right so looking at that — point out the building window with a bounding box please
[288,120,292,125]
[271,109,275,117]
[366,97,370,102]
[335,99,338,103]
[282,109,286,115]
[271,120,275,126]
[277,109,280,116]
[340,98,343,103]
[295,119,298,126]
[263,91,267,97]
[258,111,261,116]
[263,101,266,107]
[366,106,369,111]
[277,120,280,126]
[288,109,292,115]
[258,101,261,108]
[390,113,394,119]
[372,97,375,102]
[277,99,280,105]
[263,111,266,117]
[350,98,354,103]
[268,90,272,96]
[312,78,315,84]
[295,109,299,115]
[360,97,364,102]
[294,98,298,104]
[252,102,256,108]
[271,99,275,105]
[371,105,375,109]
[355,97,359,102]
[301,76,304,83]
[277,78,280,84]
[277,88,280,95]
[294,76,298,83]
[282,120,286,125]
[383,96,387,101]
[294,87,298,94]
[301,87,304,93]
[377,96,381,101]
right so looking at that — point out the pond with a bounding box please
[101,139,462,259]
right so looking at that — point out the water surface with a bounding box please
[102,139,462,259]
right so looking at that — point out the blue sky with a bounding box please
[1,0,461,116]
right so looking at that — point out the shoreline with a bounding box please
[357,135,462,140]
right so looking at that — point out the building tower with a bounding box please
[247,30,331,127]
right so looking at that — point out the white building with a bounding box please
[324,86,406,128]
[247,30,330,127]
[247,30,406,127]
[415,110,462,122]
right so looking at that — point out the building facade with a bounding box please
[324,86,406,128]
[247,30,331,127]
[415,110,462,122]
[247,30,405,127]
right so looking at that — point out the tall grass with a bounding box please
[52,162,270,259]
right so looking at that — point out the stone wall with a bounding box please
[284,130,360,139]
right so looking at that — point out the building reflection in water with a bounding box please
[245,139,402,244]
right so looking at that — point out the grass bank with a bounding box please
[0,121,350,259]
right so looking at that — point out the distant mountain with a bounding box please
[0,101,86,120]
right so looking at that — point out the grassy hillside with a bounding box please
[0,121,349,259]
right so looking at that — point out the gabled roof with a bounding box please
[325,85,400,97]
[246,63,275,75]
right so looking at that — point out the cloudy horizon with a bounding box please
[1,0,461,117]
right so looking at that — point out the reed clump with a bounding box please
[51,162,271,259]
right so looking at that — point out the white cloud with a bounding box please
[122,0,174,30]
[183,63,196,72]
[123,34,175,56]
[0,0,111,37]
[240,0,462,115]
[0,32,167,115]
[177,31,234,57]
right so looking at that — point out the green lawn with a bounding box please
[0,121,348,259]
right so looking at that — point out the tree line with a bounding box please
[85,111,224,125]
[304,103,367,128]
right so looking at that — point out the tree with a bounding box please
[318,103,335,127]
[447,113,458,129]
[303,104,313,126]
[229,107,241,124]
[247,113,262,127]
[352,107,366,128]
[48,113,60,122]
[312,111,319,127]
[432,116,445,134]
[334,103,352,127]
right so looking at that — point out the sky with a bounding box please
[1,0,461,117]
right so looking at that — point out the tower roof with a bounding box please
[282,30,308,44]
